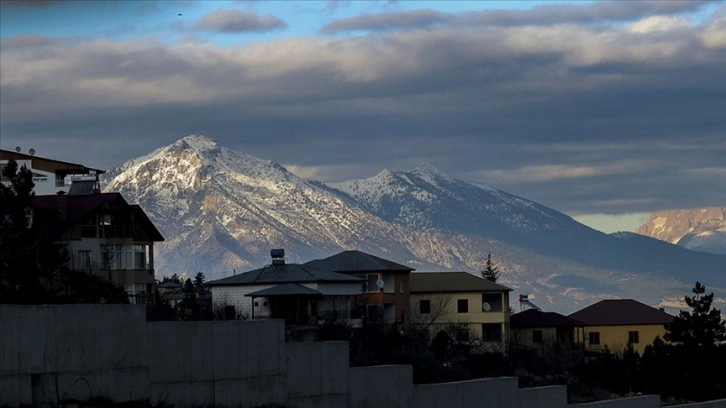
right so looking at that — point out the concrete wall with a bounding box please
[413,377,519,408]
[0,305,149,406]
[669,401,726,408]
[349,365,413,408]
[2,305,725,408]
[147,320,287,407]
[287,341,349,408]
[570,395,661,408]
[520,385,568,408]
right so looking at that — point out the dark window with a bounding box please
[363,274,380,292]
[482,323,502,342]
[254,301,259,307]
[628,331,639,344]
[457,299,468,313]
[419,299,431,314]
[482,293,503,312]
[263,301,268,307]
[532,330,543,344]
[589,332,600,345]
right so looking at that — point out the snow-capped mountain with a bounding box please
[635,208,726,255]
[103,135,726,312]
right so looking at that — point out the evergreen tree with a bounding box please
[481,252,500,283]
[664,281,726,348]
[194,272,206,288]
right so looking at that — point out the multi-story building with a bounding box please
[31,189,164,303]
[1,148,104,196]
[409,272,512,352]
[305,250,414,327]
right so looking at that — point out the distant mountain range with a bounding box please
[636,208,726,255]
[102,135,726,313]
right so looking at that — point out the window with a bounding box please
[532,330,543,344]
[628,331,639,344]
[457,299,468,313]
[399,281,404,294]
[482,323,502,342]
[482,293,503,312]
[419,299,431,314]
[76,250,91,271]
[588,332,600,345]
[101,244,147,269]
[362,274,380,292]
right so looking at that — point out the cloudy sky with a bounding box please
[1,1,724,233]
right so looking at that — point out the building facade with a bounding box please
[409,272,512,352]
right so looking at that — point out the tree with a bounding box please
[0,160,41,302]
[194,272,206,288]
[162,273,181,284]
[664,281,726,348]
[481,252,500,283]
[0,160,126,304]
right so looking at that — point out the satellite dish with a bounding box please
[376,279,385,289]
[15,146,21,153]
[28,148,36,156]
[482,302,491,312]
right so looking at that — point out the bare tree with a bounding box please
[411,294,454,330]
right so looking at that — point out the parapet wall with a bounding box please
[2,305,723,408]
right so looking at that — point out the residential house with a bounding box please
[1,148,104,196]
[569,299,674,355]
[510,309,586,351]
[409,272,512,351]
[31,191,164,303]
[206,250,363,324]
[304,250,414,327]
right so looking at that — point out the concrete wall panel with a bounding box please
[519,385,568,408]
[569,395,661,408]
[287,341,349,408]
[349,365,413,408]
[669,400,726,408]
[414,377,519,408]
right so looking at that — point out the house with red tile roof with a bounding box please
[569,299,673,354]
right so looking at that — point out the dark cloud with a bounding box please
[0,35,54,48]
[1,4,725,216]
[195,9,287,33]
[322,1,715,33]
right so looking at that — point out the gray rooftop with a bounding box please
[206,262,363,286]
[304,250,415,273]
[246,283,323,297]
[410,272,512,293]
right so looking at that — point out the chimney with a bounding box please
[271,249,285,266]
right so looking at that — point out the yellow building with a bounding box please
[569,299,674,355]
[409,272,511,352]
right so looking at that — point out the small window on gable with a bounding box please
[628,331,639,344]
[589,332,600,345]
[533,330,543,344]
[457,299,468,313]
[419,299,431,314]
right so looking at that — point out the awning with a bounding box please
[245,283,323,297]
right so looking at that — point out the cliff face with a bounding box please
[636,208,726,254]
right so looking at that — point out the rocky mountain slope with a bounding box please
[102,135,726,312]
[636,208,726,255]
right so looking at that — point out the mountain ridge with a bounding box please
[102,135,726,313]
